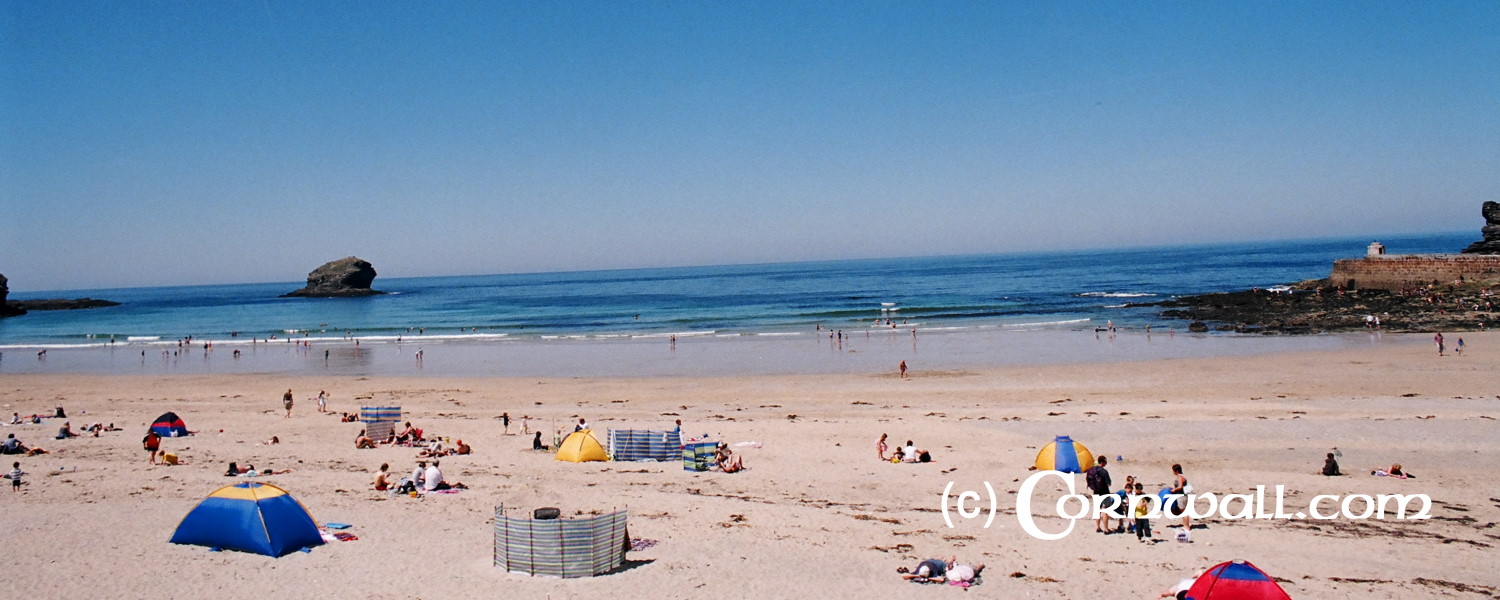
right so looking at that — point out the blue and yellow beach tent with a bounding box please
[170,482,324,557]
[1034,435,1095,473]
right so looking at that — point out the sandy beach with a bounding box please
[1,332,1497,599]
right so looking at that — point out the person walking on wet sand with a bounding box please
[282,389,294,418]
[899,361,908,378]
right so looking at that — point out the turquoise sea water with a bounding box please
[0,233,1468,376]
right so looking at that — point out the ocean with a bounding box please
[0,232,1469,377]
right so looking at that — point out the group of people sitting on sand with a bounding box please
[7,413,45,425]
[876,433,932,463]
[896,556,984,585]
[1318,449,1414,479]
[376,459,468,494]
[418,438,471,458]
[354,421,426,448]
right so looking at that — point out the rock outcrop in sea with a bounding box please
[0,274,25,317]
[10,298,121,311]
[1460,201,1500,255]
[282,257,386,297]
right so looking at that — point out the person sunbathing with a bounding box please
[715,443,744,473]
[225,462,244,477]
[946,561,984,584]
[1157,577,1197,599]
[1372,463,1413,478]
[56,422,79,440]
[897,556,954,582]
[454,439,471,455]
[417,440,449,458]
[354,430,376,449]
[263,435,280,445]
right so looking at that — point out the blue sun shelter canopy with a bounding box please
[170,482,324,557]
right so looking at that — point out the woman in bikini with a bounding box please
[715,443,744,473]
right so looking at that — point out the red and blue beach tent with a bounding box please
[1185,560,1293,600]
[150,412,191,437]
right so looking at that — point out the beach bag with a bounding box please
[1085,466,1105,493]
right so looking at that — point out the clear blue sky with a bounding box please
[3,2,1497,291]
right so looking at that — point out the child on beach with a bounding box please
[1133,483,1151,541]
[8,461,22,491]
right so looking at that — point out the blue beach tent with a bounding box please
[170,482,324,557]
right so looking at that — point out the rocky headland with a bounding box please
[2,274,121,317]
[1149,281,1497,334]
[0,274,24,317]
[1151,202,1500,334]
[282,256,386,297]
[1460,200,1500,254]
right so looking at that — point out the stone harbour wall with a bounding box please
[1330,255,1500,290]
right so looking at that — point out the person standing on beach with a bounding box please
[9,461,22,492]
[1434,332,1445,356]
[317,390,328,413]
[282,389,294,418]
[143,431,161,464]
[1456,337,1465,356]
[500,412,510,435]
[1169,463,1191,531]
[1086,456,1115,533]
[899,361,908,378]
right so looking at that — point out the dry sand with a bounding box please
[1,332,1496,599]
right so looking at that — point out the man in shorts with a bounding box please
[283,389,294,418]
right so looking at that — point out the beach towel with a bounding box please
[323,522,352,530]
[629,538,660,552]
[333,532,359,542]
